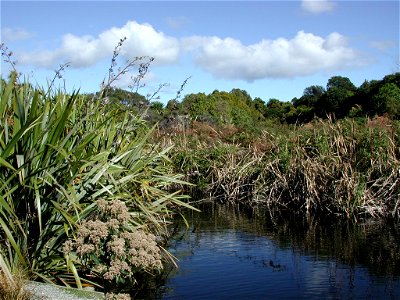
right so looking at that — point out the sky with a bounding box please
[1,0,399,104]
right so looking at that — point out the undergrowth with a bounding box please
[168,117,400,220]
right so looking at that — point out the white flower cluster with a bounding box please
[64,199,163,285]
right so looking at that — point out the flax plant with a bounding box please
[0,72,193,289]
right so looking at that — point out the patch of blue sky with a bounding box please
[1,0,398,104]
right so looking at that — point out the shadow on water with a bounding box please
[153,203,400,299]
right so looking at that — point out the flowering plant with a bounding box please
[64,199,163,295]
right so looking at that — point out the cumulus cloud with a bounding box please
[111,69,157,91]
[1,27,35,42]
[14,20,364,81]
[18,50,63,68]
[17,21,180,68]
[183,31,361,81]
[301,0,336,14]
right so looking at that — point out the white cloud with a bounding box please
[183,31,362,81]
[112,70,157,90]
[19,50,62,68]
[14,20,365,81]
[17,21,180,68]
[1,27,35,43]
[301,0,336,14]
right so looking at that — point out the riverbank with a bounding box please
[167,117,400,221]
[26,282,104,300]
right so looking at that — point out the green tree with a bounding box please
[264,98,292,121]
[105,87,149,112]
[372,83,400,119]
[353,79,380,116]
[293,85,325,108]
[284,105,314,124]
[316,76,356,117]
[253,97,267,116]
[150,101,164,114]
[230,88,253,107]
[165,99,181,116]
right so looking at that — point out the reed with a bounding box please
[258,117,400,219]
[170,117,400,220]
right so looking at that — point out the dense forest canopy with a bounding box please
[8,71,395,132]
[99,72,399,131]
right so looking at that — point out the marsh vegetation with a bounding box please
[1,41,399,298]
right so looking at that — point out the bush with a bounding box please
[64,199,163,294]
[0,73,194,292]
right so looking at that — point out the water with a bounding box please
[158,204,400,299]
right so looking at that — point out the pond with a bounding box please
[157,204,400,299]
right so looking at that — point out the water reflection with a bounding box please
[160,204,400,299]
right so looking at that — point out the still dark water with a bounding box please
[157,204,400,299]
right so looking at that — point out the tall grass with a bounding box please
[257,118,400,219]
[0,266,30,300]
[0,72,194,291]
[169,118,400,220]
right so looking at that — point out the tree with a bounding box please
[106,87,148,110]
[316,76,356,117]
[293,85,325,108]
[230,88,253,107]
[150,101,164,114]
[382,72,400,87]
[165,99,180,115]
[180,92,217,122]
[253,97,267,116]
[284,105,314,124]
[264,98,292,121]
[372,83,400,119]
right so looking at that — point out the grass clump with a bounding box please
[0,268,30,300]
[169,117,400,220]
[0,63,195,295]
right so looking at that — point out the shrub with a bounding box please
[0,73,194,291]
[64,199,163,295]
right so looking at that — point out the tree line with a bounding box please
[89,72,400,132]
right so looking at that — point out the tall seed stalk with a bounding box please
[0,72,194,288]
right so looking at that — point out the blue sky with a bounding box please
[1,1,399,104]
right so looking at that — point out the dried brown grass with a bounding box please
[172,117,400,220]
[0,269,30,300]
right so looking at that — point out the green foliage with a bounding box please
[170,117,400,220]
[175,89,264,133]
[284,105,314,124]
[150,101,164,114]
[64,199,163,294]
[78,72,400,131]
[253,97,267,115]
[264,98,292,121]
[371,83,400,119]
[107,87,148,109]
[283,73,400,123]
[316,76,356,117]
[293,85,325,108]
[0,75,194,289]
